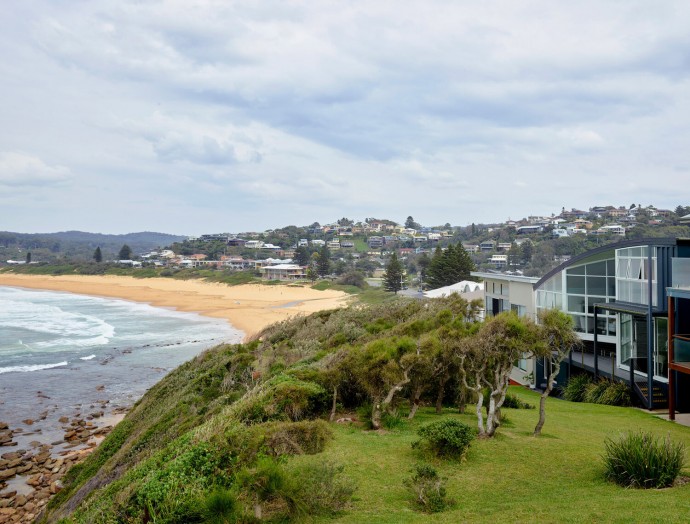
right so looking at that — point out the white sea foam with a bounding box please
[0,361,68,374]
[80,354,97,361]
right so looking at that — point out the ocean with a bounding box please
[0,286,242,444]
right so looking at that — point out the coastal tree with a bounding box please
[93,246,102,263]
[353,336,416,430]
[405,216,420,230]
[294,245,310,266]
[25,252,31,264]
[458,313,542,437]
[426,244,475,289]
[383,252,404,293]
[118,244,132,260]
[533,309,582,437]
[317,245,331,276]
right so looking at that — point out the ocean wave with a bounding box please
[0,361,68,374]
[80,354,97,361]
[0,297,115,344]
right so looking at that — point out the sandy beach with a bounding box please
[0,274,351,339]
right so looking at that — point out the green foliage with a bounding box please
[262,420,334,456]
[573,378,631,407]
[285,460,356,516]
[563,374,593,402]
[403,463,452,513]
[584,379,610,404]
[426,243,475,290]
[203,489,239,524]
[230,375,329,423]
[413,419,474,460]
[382,410,406,430]
[598,380,632,407]
[603,431,685,488]
[383,252,405,293]
[502,392,535,410]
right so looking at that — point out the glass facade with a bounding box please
[537,257,616,337]
[615,246,658,307]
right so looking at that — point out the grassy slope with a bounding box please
[42,294,690,523]
[314,389,690,523]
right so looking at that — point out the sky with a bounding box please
[1,1,689,235]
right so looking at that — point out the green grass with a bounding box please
[311,388,690,523]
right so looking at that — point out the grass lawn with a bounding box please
[298,387,690,523]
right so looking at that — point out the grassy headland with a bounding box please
[37,297,690,523]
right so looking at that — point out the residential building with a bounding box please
[260,264,307,281]
[490,254,508,268]
[479,240,496,252]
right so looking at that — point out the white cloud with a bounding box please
[0,152,71,188]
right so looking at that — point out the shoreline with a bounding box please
[0,274,351,522]
[0,274,351,340]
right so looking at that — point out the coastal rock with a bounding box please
[0,469,16,481]
[58,417,69,424]
[21,420,34,426]
[0,424,7,431]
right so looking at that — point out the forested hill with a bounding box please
[0,230,186,261]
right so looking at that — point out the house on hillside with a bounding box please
[473,238,690,415]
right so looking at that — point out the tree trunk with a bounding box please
[534,356,561,436]
[475,388,485,436]
[371,396,382,430]
[329,385,338,422]
[435,373,448,414]
[408,385,423,419]
[254,503,262,520]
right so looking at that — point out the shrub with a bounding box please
[502,392,535,410]
[598,381,632,407]
[413,419,474,460]
[203,489,239,524]
[584,379,610,404]
[603,431,685,488]
[382,410,406,430]
[286,461,356,516]
[263,420,333,456]
[403,463,452,513]
[563,374,592,402]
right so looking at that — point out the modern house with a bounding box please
[471,271,540,386]
[473,238,690,412]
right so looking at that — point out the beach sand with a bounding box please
[0,274,352,339]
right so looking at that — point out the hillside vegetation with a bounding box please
[41,297,690,523]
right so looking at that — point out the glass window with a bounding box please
[587,276,607,296]
[607,277,615,297]
[568,295,586,313]
[607,259,615,275]
[567,275,586,294]
[571,314,587,333]
[588,261,607,276]
[596,317,607,336]
[607,317,617,336]
[568,265,586,275]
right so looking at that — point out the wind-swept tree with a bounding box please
[458,313,542,437]
[353,336,416,430]
[533,309,582,436]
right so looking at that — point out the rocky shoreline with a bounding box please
[0,403,127,524]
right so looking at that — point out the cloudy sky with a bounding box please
[1,1,688,235]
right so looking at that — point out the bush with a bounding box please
[502,392,535,410]
[603,431,685,488]
[403,463,452,513]
[413,419,474,460]
[203,489,239,523]
[287,461,356,516]
[598,381,632,407]
[382,410,406,430]
[563,374,592,402]
[584,379,610,404]
[263,420,333,456]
